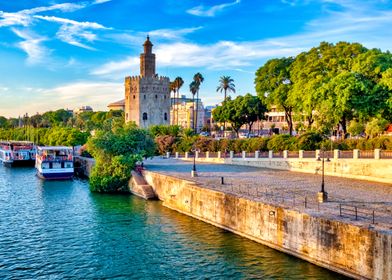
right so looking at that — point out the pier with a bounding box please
[142,157,392,280]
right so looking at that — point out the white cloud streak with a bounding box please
[187,0,241,17]
[92,0,392,77]
[34,15,110,50]
[11,28,49,64]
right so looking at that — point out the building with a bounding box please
[107,99,125,111]
[170,97,205,132]
[74,106,93,114]
[124,36,170,128]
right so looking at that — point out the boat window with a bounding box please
[49,162,53,169]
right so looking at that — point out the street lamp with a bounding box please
[317,147,330,203]
[191,146,199,177]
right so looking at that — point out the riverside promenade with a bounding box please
[145,157,392,231]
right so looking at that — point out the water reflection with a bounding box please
[0,165,348,279]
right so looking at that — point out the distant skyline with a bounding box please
[1,0,392,117]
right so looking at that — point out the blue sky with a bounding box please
[1,0,392,117]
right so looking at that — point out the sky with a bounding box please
[1,0,392,117]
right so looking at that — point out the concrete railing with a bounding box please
[172,149,392,160]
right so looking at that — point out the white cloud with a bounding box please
[11,28,49,64]
[34,15,109,50]
[187,0,241,17]
[91,57,139,77]
[0,3,86,27]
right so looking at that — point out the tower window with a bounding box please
[164,95,166,99]
[155,95,158,99]
[144,95,146,99]
[164,112,168,121]
[143,112,148,120]
[133,95,136,99]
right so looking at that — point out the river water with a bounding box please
[0,166,348,279]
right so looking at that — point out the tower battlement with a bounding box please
[124,36,171,128]
[125,75,170,83]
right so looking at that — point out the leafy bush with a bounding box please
[87,123,155,193]
[296,131,324,150]
[267,134,296,151]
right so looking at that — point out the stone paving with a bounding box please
[144,157,392,231]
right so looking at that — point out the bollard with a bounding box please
[221,176,224,185]
[166,152,170,159]
[230,151,234,159]
[185,152,189,159]
[339,204,342,216]
[217,151,221,159]
[255,151,259,159]
[175,152,179,159]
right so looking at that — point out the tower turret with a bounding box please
[140,36,156,77]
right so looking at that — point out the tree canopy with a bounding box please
[255,41,392,137]
[213,93,267,136]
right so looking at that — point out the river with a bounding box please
[0,166,348,279]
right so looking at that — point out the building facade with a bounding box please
[170,97,205,132]
[124,36,170,128]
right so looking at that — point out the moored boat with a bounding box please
[0,141,36,167]
[35,146,74,180]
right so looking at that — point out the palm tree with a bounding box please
[169,81,177,125]
[216,76,235,134]
[189,81,198,131]
[174,77,184,126]
[192,73,204,133]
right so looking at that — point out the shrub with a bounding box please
[267,134,296,151]
[296,131,324,150]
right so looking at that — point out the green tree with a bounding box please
[192,73,204,133]
[216,76,236,132]
[87,123,155,193]
[255,57,295,135]
[365,118,388,138]
[173,77,184,126]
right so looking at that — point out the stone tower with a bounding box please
[124,36,170,128]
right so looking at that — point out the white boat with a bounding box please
[0,141,36,167]
[35,146,74,180]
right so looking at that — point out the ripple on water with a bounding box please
[0,165,348,279]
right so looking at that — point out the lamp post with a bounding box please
[317,147,330,203]
[191,147,199,177]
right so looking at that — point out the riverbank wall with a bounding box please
[184,157,392,184]
[143,170,392,280]
[74,156,95,178]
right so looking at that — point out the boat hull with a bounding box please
[37,171,74,180]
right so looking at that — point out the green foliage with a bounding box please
[149,125,181,137]
[295,131,324,150]
[213,94,267,136]
[256,42,392,135]
[267,134,296,151]
[87,123,155,193]
[347,120,365,137]
[365,118,389,138]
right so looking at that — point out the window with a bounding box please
[155,95,158,99]
[143,112,148,120]
[133,95,136,99]
[164,112,168,121]
[144,95,146,99]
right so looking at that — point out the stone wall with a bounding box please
[124,76,170,128]
[143,170,392,280]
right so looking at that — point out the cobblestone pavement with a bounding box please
[144,157,392,231]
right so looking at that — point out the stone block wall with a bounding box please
[143,170,392,280]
